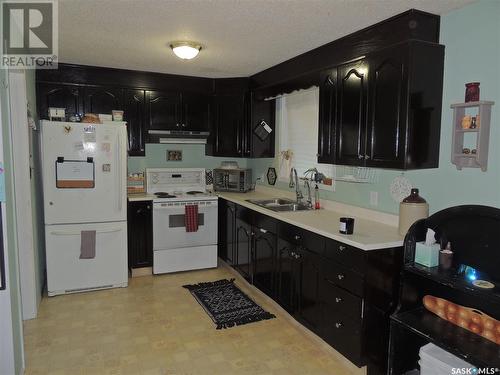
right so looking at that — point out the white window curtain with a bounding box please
[278,87,335,181]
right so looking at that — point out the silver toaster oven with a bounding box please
[213,168,252,192]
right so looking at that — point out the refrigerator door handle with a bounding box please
[50,228,123,236]
[116,131,123,213]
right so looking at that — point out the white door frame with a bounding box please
[8,70,38,320]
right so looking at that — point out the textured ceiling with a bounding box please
[58,0,474,78]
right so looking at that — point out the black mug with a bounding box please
[339,217,355,235]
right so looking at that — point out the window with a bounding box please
[277,87,335,184]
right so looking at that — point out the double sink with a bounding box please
[246,198,313,212]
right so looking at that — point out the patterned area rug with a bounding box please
[183,278,276,329]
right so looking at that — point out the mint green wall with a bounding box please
[128,143,249,173]
[1,69,25,374]
[251,0,500,215]
[25,69,45,309]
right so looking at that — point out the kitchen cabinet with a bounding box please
[123,89,146,156]
[317,69,337,164]
[207,88,275,158]
[318,40,444,169]
[218,198,403,375]
[127,200,153,269]
[37,83,83,119]
[146,90,210,132]
[218,200,236,265]
[83,86,123,114]
[252,225,277,298]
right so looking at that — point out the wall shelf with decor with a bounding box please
[450,101,494,171]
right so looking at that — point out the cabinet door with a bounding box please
[336,60,368,166]
[224,202,236,265]
[252,227,276,298]
[37,83,83,119]
[127,201,153,268]
[296,247,323,332]
[276,238,298,314]
[123,89,146,156]
[146,90,181,131]
[246,95,276,158]
[235,218,252,282]
[182,93,210,131]
[318,69,337,164]
[83,86,122,115]
[213,94,245,157]
[366,46,408,168]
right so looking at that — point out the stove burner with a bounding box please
[155,192,176,198]
[186,191,205,195]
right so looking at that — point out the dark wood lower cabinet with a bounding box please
[218,198,402,375]
[127,201,153,269]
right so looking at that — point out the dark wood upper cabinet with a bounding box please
[83,86,123,114]
[210,93,245,157]
[145,90,181,131]
[318,40,444,170]
[123,89,146,156]
[318,69,337,164]
[336,60,368,166]
[37,83,83,119]
[365,45,407,168]
[182,92,210,131]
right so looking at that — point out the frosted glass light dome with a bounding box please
[170,42,202,60]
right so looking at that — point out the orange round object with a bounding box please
[469,323,482,334]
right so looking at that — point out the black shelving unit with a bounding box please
[388,205,500,374]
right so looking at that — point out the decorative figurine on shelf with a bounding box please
[461,115,472,129]
[423,295,500,345]
[465,82,480,102]
[470,116,478,129]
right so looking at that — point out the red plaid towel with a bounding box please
[185,204,199,232]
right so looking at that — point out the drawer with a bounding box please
[320,277,362,319]
[278,222,325,255]
[322,258,364,297]
[322,311,364,367]
[253,211,277,234]
[324,239,366,274]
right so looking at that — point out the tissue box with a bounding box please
[415,242,440,267]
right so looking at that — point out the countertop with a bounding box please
[217,190,404,251]
[127,189,404,251]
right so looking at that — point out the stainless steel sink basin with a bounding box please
[246,198,313,212]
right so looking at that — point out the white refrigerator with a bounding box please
[41,120,128,296]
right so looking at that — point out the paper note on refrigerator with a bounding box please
[56,160,95,188]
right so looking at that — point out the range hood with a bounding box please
[147,129,209,144]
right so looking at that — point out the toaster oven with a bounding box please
[214,168,252,192]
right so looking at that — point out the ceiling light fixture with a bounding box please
[170,41,202,60]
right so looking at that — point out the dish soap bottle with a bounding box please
[314,184,320,209]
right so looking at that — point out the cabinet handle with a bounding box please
[365,155,370,160]
[182,123,186,127]
[335,297,343,303]
[338,245,346,252]
[259,228,267,234]
[294,234,301,241]
[176,123,180,127]
[337,274,345,280]
[335,322,343,329]
[358,155,363,160]
[146,205,151,210]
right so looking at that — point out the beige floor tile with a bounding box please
[24,264,363,375]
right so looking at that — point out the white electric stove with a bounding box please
[146,168,218,274]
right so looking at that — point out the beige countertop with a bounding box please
[127,187,404,251]
[217,188,404,251]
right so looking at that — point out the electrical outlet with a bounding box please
[370,191,378,206]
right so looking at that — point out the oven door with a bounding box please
[153,200,218,250]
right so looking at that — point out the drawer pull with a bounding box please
[294,234,301,241]
[335,322,343,329]
[337,274,345,280]
[338,245,346,251]
[335,297,343,303]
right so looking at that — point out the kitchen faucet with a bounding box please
[289,168,303,203]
